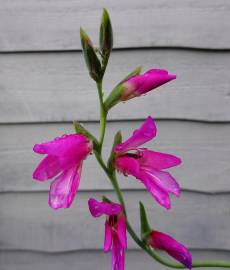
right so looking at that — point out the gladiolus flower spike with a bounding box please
[114,116,182,209]
[31,9,230,270]
[33,134,92,209]
[88,198,127,270]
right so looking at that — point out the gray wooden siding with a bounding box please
[1,191,230,252]
[1,50,230,123]
[0,1,230,269]
[0,0,229,51]
[2,250,230,270]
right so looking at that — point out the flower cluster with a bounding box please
[32,9,192,270]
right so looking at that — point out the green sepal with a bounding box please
[107,131,122,171]
[73,121,100,152]
[100,8,113,71]
[102,196,112,203]
[139,201,152,242]
[104,66,142,110]
[80,27,102,82]
[118,66,142,84]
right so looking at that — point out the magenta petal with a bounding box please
[33,155,77,181]
[88,198,122,217]
[149,231,192,269]
[139,171,171,209]
[112,234,125,270]
[117,216,127,249]
[48,165,81,209]
[136,69,176,95]
[139,149,182,170]
[115,116,157,153]
[145,169,181,197]
[115,156,140,177]
[104,221,112,252]
[33,134,91,158]
[122,68,176,100]
[33,155,63,181]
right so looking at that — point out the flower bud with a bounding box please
[100,8,113,60]
[121,69,176,101]
[105,68,176,110]
[80,27,102,82]
[148,230,192,269]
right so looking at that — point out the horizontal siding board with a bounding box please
[0,0,229,51]
[1,250,230,270]
[1,121,230,193]
[1,191,230,252]
[1,49,230,123]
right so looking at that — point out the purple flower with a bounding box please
[33,134,92,209]
[114,116,181,209]
[88,198,127,270]
[121,69,176,101]
[148,230,192,269]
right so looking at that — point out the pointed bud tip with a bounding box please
[80,27,92,44]
[102,8,109,17]
[136,66,143,74]
[139,201,145,212]
[101,9,111,26]
[80,27,85,36]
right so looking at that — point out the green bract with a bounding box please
[139,202,152,242]
[105,66,142,111]
[107,131,122,171]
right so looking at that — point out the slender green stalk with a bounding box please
[96,81,107,151]
[94,80,230,269]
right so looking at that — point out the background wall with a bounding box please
[0,1,230,269]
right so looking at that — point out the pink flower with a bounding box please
[88,198,127,270]
[33,134,92,209]
[114,116,181,209]
[121,69,176,101]
[148,230,192,269]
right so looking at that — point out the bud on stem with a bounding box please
[100,8,113,72]
[80,27,102,82]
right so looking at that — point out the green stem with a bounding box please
[95,79,230,269]
[96,81,107,151]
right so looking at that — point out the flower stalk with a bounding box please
[96,81,107,152]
